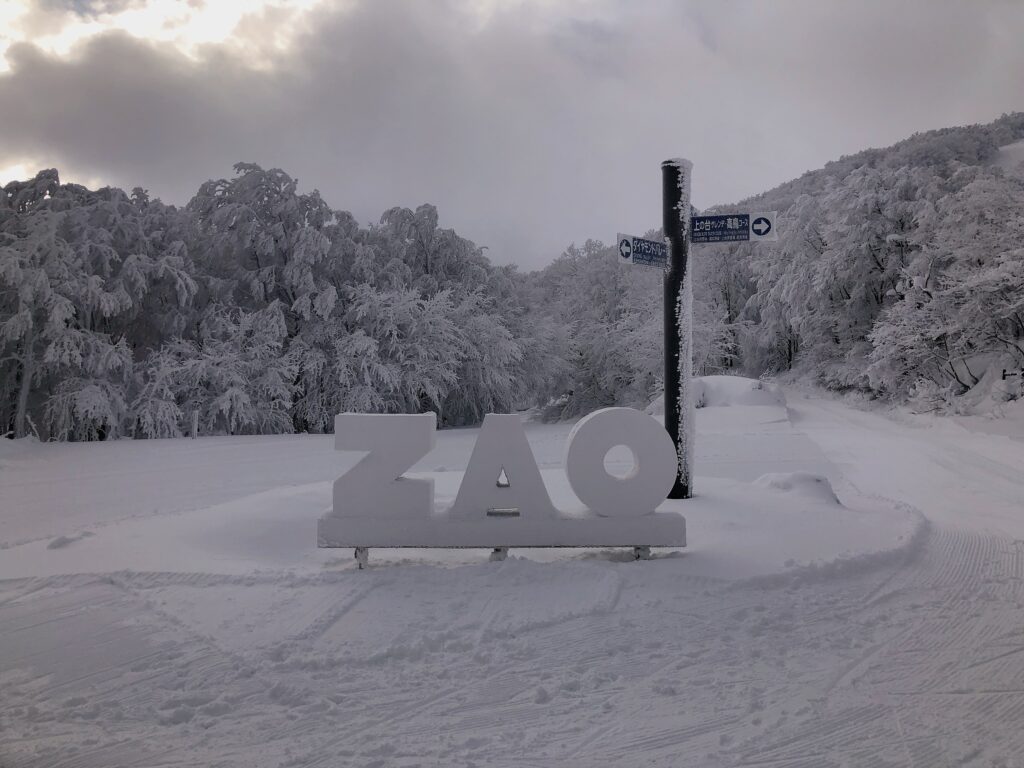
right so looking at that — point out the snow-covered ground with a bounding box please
[2,379,1024,766]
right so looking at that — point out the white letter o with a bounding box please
[564,407,677,518]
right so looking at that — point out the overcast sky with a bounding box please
[2,0,1023,268]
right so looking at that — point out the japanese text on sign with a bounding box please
[616,233,667,268]
[690,214,750,243]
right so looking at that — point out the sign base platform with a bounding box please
[318,510,686,549]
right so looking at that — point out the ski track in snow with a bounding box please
[7,533,1023,767]
[3,389,1024,765]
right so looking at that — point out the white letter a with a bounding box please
[447,414,558,520]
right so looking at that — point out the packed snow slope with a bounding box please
[3,378,1024,766]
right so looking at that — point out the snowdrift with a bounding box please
[646,375,784,415]
[753,471,841,505]
[695,376,785,408]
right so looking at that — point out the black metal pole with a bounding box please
[662,159,693,499]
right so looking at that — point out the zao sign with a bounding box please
[319,408,687,564]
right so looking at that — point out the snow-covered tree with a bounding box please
[1,170,71,438]
[189,163,334,322]
[7,111,1024,440]
[139,303,297,436]
[869,169,1024,397]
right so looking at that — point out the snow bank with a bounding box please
[673,476,919,580]
[953,397,1024,441]
[0,434,919,584]
[0,435,41,462]
[696,375,785,408]
[753,471,841,505]
[738,504,930,590]
[939,359,1024,417]
[0,468,920,582]
[646,376,784,414]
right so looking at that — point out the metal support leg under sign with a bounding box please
[354,547,368,569]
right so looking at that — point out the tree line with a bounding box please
[1,164,560,439]
[3,113,1023,440]
[699,112,1024,411]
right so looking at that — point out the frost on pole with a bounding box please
[662,157,694,498]
[672,160,694,495]
[675,253,694,494]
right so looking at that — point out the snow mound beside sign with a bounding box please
[0,389,920,584]
[0,467,921,584]
[754,471,841,505]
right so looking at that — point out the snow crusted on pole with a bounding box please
[675,240,694,494]
[662,158,693,498]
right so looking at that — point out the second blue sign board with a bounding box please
[691,212,777,244]
[617,233,667,269]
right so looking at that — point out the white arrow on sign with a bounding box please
[615,233,667,268]
[749,212,778,241]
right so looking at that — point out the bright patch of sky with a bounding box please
[0,0,335,72]
[1,0,1022,268]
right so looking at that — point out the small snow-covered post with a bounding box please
[191,410,199,440]
[662,159,693,499]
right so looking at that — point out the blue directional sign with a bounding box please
[690,211,777,244]
[616,233,667,268]
[690,214,750,243]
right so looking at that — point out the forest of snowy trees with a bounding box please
[3,113,1024,441]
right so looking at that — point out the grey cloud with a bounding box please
[1,0,1023,268]
[41,0,143,15]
